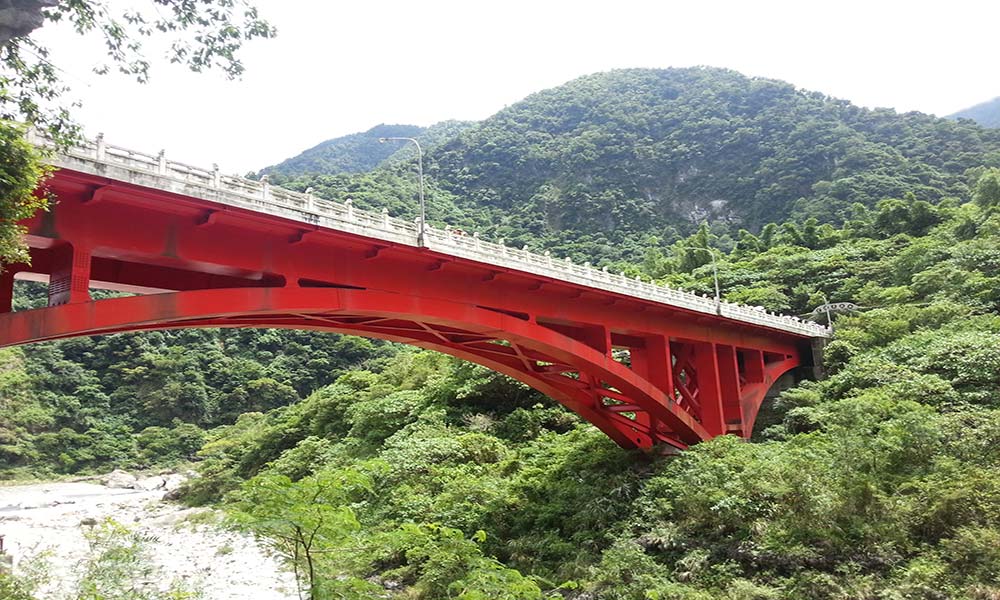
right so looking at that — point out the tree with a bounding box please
[0,121,48,265]
[0,0,275,267]
[230,469,368,600]
[974,168,1000,209]
[1,1,275,133]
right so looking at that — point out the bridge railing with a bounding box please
[30,131,830,338]
[422,227,826,335]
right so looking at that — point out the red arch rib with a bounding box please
[0,287,732,449]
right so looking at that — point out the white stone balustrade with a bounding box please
[30,131,831,338]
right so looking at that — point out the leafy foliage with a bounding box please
[8,68,1000,598]
[0,0,275,135]
[0,120,48,266]
[0,312,393,477]
[0,0,275,274]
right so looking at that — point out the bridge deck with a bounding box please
[3,133,827,449]
[34,132,829,340]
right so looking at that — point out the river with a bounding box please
[0,477,298,599]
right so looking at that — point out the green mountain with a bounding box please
[430,68,1000,237]
[270,68,1000,263]
[261,120,474,178]
[261,123,424,177]
[949,97,1000,128]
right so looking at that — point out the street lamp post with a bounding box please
[684,245,721,313]
[811,297,857,333]
[378,136,426,246]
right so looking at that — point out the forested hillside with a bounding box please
[173,169,1000,599]
[432,68,1000,236]
[272,68,1000,263]
[4,68,1000,599]
[261,123,424,177]
[950,97,1000,128]
[261,120,473,178]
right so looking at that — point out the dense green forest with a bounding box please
[271,68,1000,263]
[950,97,1000,128]
[4,67,1000,599]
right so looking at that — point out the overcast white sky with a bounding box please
[32,0,1000,173]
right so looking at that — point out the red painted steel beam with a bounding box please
[22,170,812,353]
[6,167,812,449]
[0,287,726,448]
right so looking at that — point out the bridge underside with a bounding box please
[1,168,812,450]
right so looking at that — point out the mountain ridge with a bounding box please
[948,96,1000,128]
[260,67,1000,264]
[261,120,474,178]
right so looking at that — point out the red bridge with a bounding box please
[1,136,829,450]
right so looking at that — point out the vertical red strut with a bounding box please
[47,242,91,306]
[0,268,16,314]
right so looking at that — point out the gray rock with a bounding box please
[163,474,186,491]
[136,476,166,491]
[162,487,184,502]
[102,469,137,489]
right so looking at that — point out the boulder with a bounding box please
[136,476,166,491]
[102,469,137,489]
[163,473,186,491]
[162,487,184,502]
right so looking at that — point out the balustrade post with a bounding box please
[382,208,390,227]
[95,133,106,161]
[157,149,167,174]
[212,164,221,188]
[260,175,270,201]
[24,125,39,146]
[304,188,315,211]
[345,198,354,220]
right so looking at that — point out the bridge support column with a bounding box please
[48,243,91,306]
[630,335,674,398]
[629,335,675,436]
[716,344,742,434]
[692,342,725,436]
[738,349,767,433]
[578,324,611,357]
[0,269,15,314]
[743,349,765,385]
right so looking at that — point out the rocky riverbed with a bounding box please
[0,473,298,599]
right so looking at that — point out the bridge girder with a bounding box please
[0,168,812,449]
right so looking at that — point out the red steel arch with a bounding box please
[0,167,816,450]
